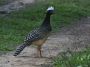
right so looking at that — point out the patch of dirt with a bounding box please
[0,0,35,13]
[0,17,90,67]
[19,0,35,4]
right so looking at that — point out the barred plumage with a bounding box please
[13,29,43,56]
[13,43,28,56]
[13,6,54,57]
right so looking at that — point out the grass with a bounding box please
[0,0,7,5]
[0,0,90,51]
[53,48,90,67]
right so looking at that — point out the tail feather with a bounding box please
[13,43,28,56]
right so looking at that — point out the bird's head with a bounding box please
[46,6,54,15]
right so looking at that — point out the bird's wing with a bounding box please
[24,29,44,43]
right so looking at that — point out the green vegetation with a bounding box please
[0,0,90,51]
[53,48,90,67]
[0,0,7,5]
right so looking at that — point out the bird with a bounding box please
[13,6,54,57]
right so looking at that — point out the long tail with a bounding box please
[13,43,28,56]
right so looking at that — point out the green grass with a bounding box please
[0,0,90,51]
[0,0,7,5]
[53,48,90,67]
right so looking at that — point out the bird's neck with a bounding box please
[41,14,51,27]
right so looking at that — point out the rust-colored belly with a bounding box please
[32,38,47,46]
[32,32,51,46]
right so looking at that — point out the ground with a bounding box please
[0,17,90,67]
[0,0,90,67]
[0,0,35,13]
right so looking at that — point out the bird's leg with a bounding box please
[37,45,42,58]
